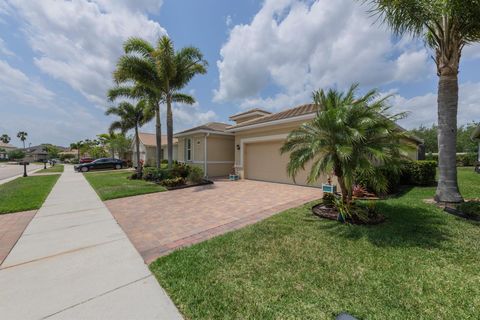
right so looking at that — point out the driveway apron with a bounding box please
[0,165,182,320]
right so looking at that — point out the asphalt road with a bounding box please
[0,163,43,181]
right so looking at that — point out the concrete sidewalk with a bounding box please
[0,165,182,320]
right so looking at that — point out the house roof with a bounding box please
[24,144,66,154]
[174,122,232,137]
[229,108,272,120]
[227,104,317,130]
[0,141,16,149]
[138,133,178,147]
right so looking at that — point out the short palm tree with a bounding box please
[1,134,10,144]
[17,131,27,149]
[70,141,83,160]
[113,36,207,168]
[281,84,414,204]
[364,1,480,202]
[105,100,154,175]
[97,132,119,158]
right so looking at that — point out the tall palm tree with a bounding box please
[281,84,414,204]
[97,132,118,158]
[364,1,480,202]
[113,36,207,168]
[17,131,28,149]
[1,134,10,144]
[105,100,154,175]
[70,141,83,160]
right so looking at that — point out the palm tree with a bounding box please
[105,100,154,175]
[97,133,118,158]
[1,134,10,144]
[281,84,414,204]
[70,141,83,160]
[113,36,207,168]
[363,1,480,202]
[17,131,27,149]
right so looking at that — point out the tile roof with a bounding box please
[174,122,232,136]
[0,141,16,149]
[227,104,318,130]
[229,108,271,119]
[138,133,178,147]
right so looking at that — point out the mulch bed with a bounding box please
[312,203,385,225]
[423,198,480,222]
[161,179,214,191]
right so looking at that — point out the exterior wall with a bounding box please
[132,143,178,167]
[177,133,235,177]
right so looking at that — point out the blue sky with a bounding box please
[1,0,479,147]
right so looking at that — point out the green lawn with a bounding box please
[150,167,480,319]
[84,171,166,201]
[38,164,64,173]
[0,175,60,214]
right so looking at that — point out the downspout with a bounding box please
[204,133,209,178]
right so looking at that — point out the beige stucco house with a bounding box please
[0,141,17,160]
[132,133,178,167]
[174,104,423,185]
[174,122,235,177]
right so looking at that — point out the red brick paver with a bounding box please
[0,210,36,265]
[105,180,321,263]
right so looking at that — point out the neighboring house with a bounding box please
[174,104,424,185]
[0,142,17,160]
[471,124,480,161]
[23,144,66,162]
[132,133,178,167]
[175,122,235,177]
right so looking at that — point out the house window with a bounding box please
[185,138,192,161]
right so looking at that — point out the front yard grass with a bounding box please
[38,164,64,173]
[84,171,166,201]
[150,167,480,319]
[0,175,60,214]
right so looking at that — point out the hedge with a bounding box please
[402,160,437,186]
[426,153,478,167]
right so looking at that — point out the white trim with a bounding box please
[204,133,209,177]
[226,113,315,132]
[239,134,288,167]
[174,130,233,137]
[189,160,234,164]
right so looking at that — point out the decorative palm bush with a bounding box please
[281,84,415,219]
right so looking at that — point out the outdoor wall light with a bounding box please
[236,144,240,150]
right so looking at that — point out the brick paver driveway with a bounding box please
[105,179,321,263]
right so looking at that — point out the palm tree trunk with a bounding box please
[155,102,162,169]
[434,73,463,203]
[135,125,142,176]
[166,93,173,169]
[337,175,349,203]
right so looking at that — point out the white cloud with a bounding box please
[0,37,12,56]
[214,0,430,109]
[391,82,480,129]
[0,60,55,106]
[6,0,166,106]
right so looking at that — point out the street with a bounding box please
[0,163,43,181]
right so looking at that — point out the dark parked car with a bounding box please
[75,158,126,172]
[79,157,94,163]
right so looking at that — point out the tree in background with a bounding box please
[410,122,479,154]
[364,1,480,203]
[1,134,11,144]
[8,149,25,161]
[97,132,132,159]
[17,131,28,149]
[43,144,61,160]
[70,141,83,160]
[106,100,154,176]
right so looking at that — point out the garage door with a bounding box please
[244,140,321,187]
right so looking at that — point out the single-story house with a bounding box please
[471,124,480,162]
[175,104,424,186]
[23,144,67,162]
[0,142,17,160]
[174,122,235,177]
[132,133,178,167]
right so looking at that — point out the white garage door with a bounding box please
[244,140,321,187]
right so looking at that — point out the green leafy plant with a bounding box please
[161,177,186,188]
[8,150,25,160]
[402,160,437,186]
[322,193,336,208]
[187,166,204,184]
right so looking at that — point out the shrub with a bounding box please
[458,202,480,218]
[402,160,437,186]
[161,177,186,188]
[355,164,405,195]
[171,163,190,179]
[8,150,25,160]
[456,153,477,167]
[143,167,172,182]
[187,166,204,183]
[322,193,335,208]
